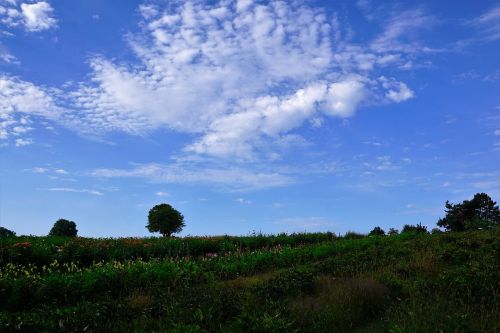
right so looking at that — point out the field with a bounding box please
[0,230,498,332]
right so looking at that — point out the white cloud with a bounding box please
[0,1,57,32]
[54,168,67,174]
[472,5,500,41]
[379,76,414,103]
[91,162,293,191]
[156,191,169,196]
[236,197,251,204]
[14,137,32,146]
[20,1,56,31]
[370,9,435,53]
[1,1,425,158]
[363,155,398,171]
[0,75,61,145]
[0,41,16,63]
[138,4,158,19]
[46,187,103,196]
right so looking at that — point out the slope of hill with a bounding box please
[0,229,498,332]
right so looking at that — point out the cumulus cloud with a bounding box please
[21,1,56,31]
[0,1,57,31]
[2,0,426,156]
[379,76,414,103]
[0,74,61,144]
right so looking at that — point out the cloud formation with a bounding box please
[0,74,61,145]
[91,162,293,191]
[1,0,421,156]
[472,5,500,41]
[0,1,57,31]
[46,187,103,196]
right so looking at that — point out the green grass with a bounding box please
[0,229,498,332]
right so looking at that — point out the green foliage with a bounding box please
[343,231,365,239]
[401,223,427,233]
[146,204,185,237]
[437,192,500,231]
[0,229,498,332]
[387,228,398,235]
[0,227,15,237]
[48,219,77,237]
[369,226,385,236]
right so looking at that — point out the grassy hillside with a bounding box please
[0,230,498,332]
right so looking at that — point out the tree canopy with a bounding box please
[49,219,78,237]
[369,226,385,236]
[0,226,16,237]
[146,203,185,237]
[402,223,427,233]
[437,193,500,232]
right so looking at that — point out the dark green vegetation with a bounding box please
[438,192,500,231]
[48,219,78,237]
[146,203,185,237]
[0,227,15,238]
[1,230,498,332]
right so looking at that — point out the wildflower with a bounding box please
[13,242,31,248]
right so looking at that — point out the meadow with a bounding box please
[0,229,498,332]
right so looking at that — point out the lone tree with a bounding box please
[49,219,78,237]
[369,226,385,236]
[147,203,185,237]
[437,193,500,232]
[0,226,16,237]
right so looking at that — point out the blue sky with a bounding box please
[0,0,499,237]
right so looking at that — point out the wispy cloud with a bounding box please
[30,167,48,173]
[0,41,16,63]
[46,187,103,196]
[370,8,436,54]
[471,5,500,41]
[91,162,293,191]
